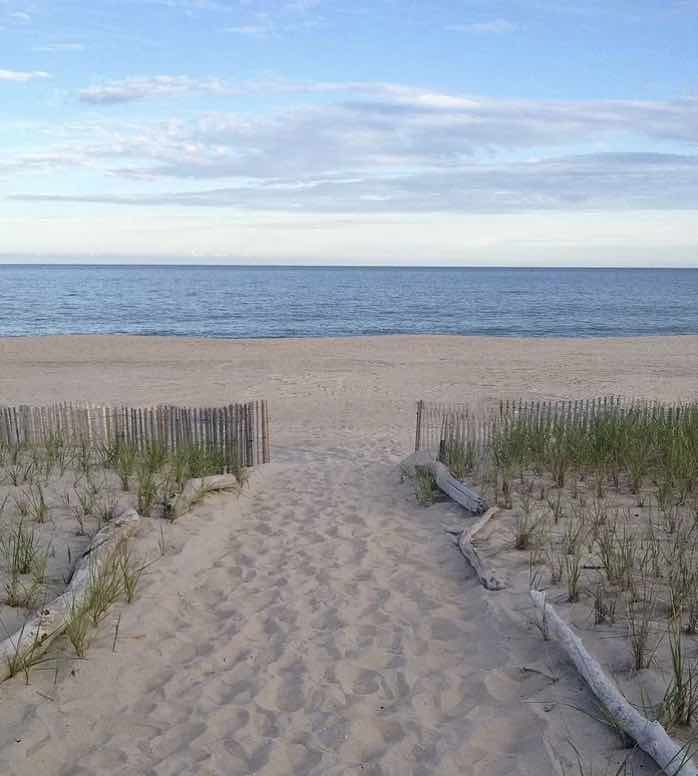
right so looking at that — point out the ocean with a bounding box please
[0,265,697,338]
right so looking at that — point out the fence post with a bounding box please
[415,400,424,452]
[262,400,270,463]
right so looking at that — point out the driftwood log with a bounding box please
[0,472,242,684]
[530,590,697,776]
[170,473,241,519]
[0,505,140,683]
[426,461,488,514]
[457,508,505,591]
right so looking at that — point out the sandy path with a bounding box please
[1,446,588,776]
[1,335,692,774]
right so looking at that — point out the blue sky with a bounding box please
[1,0,697,264]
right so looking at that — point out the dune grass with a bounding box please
[0,432,246,682]
[437,397,698,742]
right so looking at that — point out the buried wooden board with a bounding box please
[457,508,505,591]
[530,590,697,776]
[0,473,242,683]
[425,461,488,515]
[0,504,140,683]
[169,473,241,519]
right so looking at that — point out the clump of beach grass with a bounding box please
[446,440,475,481]
[115,442,137,491]
[8,460,35,487]
[415,468,438,506]
[659,620,698,730]
[13,490,30,518]
[593,583,617,625]
[64,598,92,657]
[85,551,125,626]
[73,436,94,478]
[565,548,583,603]
[514,502,547,551]
[116,539,146,603]
[136,466,159,516]
[546,541,564,585]
[44,432,69,477]
[1,518,42,578]
[64,483,96,536]
[626,578,662,671]
[547,488,564,524]
[27,482,49,523]
[4,621,55,684]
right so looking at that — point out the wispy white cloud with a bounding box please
[79,75,231,104]
[9,9,31,23]
[10,152,698,213]
[225,23,271,36]
[76,81,698,160]
[446,19,517,33]
[137,0,234,11]
[32,42,85,52]
[7,84,698,215]
[221,0,326,36]
[0,68,51,82]
[78,76,407,104]
[284,0,323,11]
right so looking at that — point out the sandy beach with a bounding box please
[1,334,698,775]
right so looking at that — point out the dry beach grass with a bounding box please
[0,334,697,775]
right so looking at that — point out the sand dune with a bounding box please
[1,335,695,774]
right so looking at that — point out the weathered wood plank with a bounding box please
[457,508,504,591]
[531,590,696,776]
[426,461,488,514]
[169,473,241,519]
[0,505,140,684]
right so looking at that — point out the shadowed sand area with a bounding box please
[0,335,697,774]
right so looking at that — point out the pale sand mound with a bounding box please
[1,334,692,774]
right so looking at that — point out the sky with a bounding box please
[0,0,697,265]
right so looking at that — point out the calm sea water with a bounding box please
[0,265,697,338]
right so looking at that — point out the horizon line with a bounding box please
[0,261,697,271]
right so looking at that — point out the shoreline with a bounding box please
[3,331,698,342]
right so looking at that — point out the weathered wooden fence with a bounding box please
[415,399,495,458]
[415,396,631,459]
[0,401,271,467]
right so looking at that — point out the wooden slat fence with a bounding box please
[415,399,498,459]
[415,396,647,460]
[0,401,271,468]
